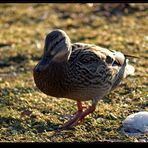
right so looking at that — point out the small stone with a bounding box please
[121,111,148,136]
[96,117,105,123]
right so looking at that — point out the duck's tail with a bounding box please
[111,52,136,90]
[124,59,135,78]
[123,54,138,77]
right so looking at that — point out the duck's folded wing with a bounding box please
[90,44,128,89]
[73,42,125,64]
[72,43,127,90]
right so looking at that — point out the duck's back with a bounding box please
[64,43,128,101]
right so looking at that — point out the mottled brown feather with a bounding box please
[33,29,135,129]
[33,39,130,101]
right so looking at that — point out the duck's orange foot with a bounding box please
[58,110,83,130]
[58,100,96,130]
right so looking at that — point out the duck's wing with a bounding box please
[72,42,125,65]
[71,43,131,90]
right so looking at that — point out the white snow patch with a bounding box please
[121,111,148,136]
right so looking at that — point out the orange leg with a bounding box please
[58,101,83,130]
[58,99,97,130]
[69,104,96,127]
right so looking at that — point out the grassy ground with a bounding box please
[0,3,148,142]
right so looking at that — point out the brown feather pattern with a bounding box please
[33,29,135,129]
[33,39,130,101]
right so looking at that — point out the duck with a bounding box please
[33,29,135,130]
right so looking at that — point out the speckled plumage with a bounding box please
[33,29,135,129]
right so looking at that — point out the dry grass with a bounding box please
[0,3,148,142]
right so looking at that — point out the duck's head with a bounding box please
[34,29,71,72]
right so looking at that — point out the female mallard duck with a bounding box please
[33,29,135,129]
